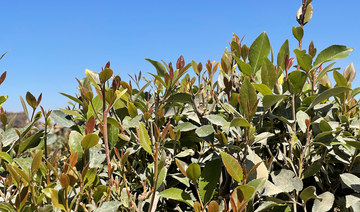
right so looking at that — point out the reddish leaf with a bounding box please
[60,173,70,189]
[64,152,78,174]
[161,122,171,140]
[85,116,95,135]
[207,201,219,212]
[26,91,37,109]
[176,55,185,70]
[175,159,188,176]
[36,93,42,106]
[105,61,111,69]
[0,71,7,85]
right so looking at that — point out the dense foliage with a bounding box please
[1,1,360,211]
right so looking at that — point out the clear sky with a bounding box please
[1,0,359,112]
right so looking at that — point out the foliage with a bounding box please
[1,0,360,211]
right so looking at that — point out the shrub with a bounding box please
[1,0,360,211]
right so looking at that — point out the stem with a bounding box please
[292,94,296,132]
[65,188,69,212]
[194,183,204,210]
[44,118,48,163]
[148,140,160,212]
[74,180,83,211]
[101,85,112,188]
[90,100,102,123]
[122,171,138,211]
[30,109,35,122]
[44,117,50,184]
[348,150,358,172]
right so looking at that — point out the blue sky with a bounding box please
[1,0,359,112]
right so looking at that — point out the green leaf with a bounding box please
[93,185,107,203]
[296,3,313,25]
[31,150,43,176]
[312,45,353,71]
[249,31,271,73]
[333,70,348,86]
[263,95,285,111]
[17,130,43,153]
[146,58,166,77]
[253,84,272,95]
[81,133,99,150]
[50,110,75,128]
[175,149,195,158]
[304,3,313,24]
[59,109,83,119]
[254,201,286,212]
[89,146,106,168]
[133,81,151,102]
[222,103,241,117]
[312,192,334,212]
[293,49,312,72]
[156,167,167,190]
[1,128,19,147]
[303,161,322,179]
[0,202,15,212]
[99,68,113,82]
[192,60,199,75]
[234,184,256,203]
[220,151,243,183]
[108,119,119,150]
[0,95,8,105]
[345,194,360,210]
[42,188,65,211]
[85,69,101,89]
[351,87,360,98]
[230,117,250,128]
[159,188,193,206]
[174,122,197,132]
[167,93,192,103]
[94,201,121,212]
[26,91,37,109]
[171,174,190,187]
[300,186,318,203]
[288,70,307,94]
[340,173,360,193]
[261,58,276,89]
[68,131,84,160]
[296,110,309,133]
[315,63,338,86]
[233,55,252,76]
[277,40,289,71]
[199,159,222,204]
[319,120,332,132]
[127,102,138,118]
[19,96,29,121]
[0,152,11,163]
[138,122,153,156]
[239,77,257,119]
[292,26,304,42]
[270,169,303,193]
[247,178,267,195]
[60,92,82,104]
[307,86,350,110]
[87,96,102,119]
[204,114,228,126]
[186,163,201,182]
[195,125,214,137]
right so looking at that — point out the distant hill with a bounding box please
[3,112,29,128]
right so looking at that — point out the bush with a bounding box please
[1,1,360,211]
